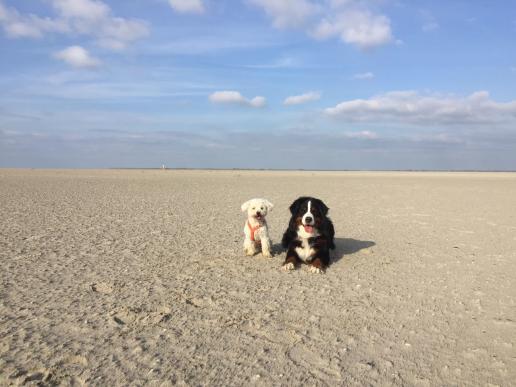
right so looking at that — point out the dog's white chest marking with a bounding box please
[295,238,315,262]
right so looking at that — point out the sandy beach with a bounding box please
[1,169,515,386]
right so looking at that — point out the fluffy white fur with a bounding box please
[241,198,274,257]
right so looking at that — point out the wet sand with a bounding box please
[1,169,515,385]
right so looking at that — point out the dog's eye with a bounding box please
[260,207,264,210]
[252,207,255,210]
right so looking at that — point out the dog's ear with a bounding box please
[263,199,274,212]
[241,200,252,212]
[313,198,329,216]
[289,197,308,215]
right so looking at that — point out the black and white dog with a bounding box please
[281,197,335,273]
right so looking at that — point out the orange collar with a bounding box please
[247,221,262,242]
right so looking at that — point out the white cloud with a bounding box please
[249,0,394,49]
[94,17,149,50]
[344,130,378,139]
[325,90,516,126]
[284,91,321,105]
[2,20,43,38]
[0,0,148,50]
[312,9,393,49]
[246,56,298,69]
[52,0,110,20]
[52,0,149,50]
[248,0,318,29]
[0,1,69,38]
[54,46,101,68]
[420,10,439,32]
[145,33,278,55]
[209,91,266,108]
[352,72,374,80]
[249,96,267,107]
[422,21,439,32]
[168,0,205,14]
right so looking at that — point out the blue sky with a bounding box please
[1,0,516,170]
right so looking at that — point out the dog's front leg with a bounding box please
[309,248,330,274]
[257,227,272,257]
[261,237,272,257]
[243,238,257,256]
[282,244,301,271]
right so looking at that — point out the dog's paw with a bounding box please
[309,266,323,274]
[244,248,255,256]
[262,251,273,258]
[282,262,295,271]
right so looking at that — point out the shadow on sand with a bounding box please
[331,238,376,265]
[272,242,284,256]
[271,237,375,264]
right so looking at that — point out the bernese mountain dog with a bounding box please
[281,197,335,273]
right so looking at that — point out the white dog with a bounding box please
[241,198,274,257]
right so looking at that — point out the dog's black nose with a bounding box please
[305,216,313,223]
[256,211,261,216]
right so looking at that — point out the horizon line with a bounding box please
[2,167,516,173]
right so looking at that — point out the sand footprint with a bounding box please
[90,282,114,294]
[110,305,172,327]
[111,307,139,326]
[63,355,89,367]
[492,318,516,326]
[20,369,53,384]
[287,343,341,380]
